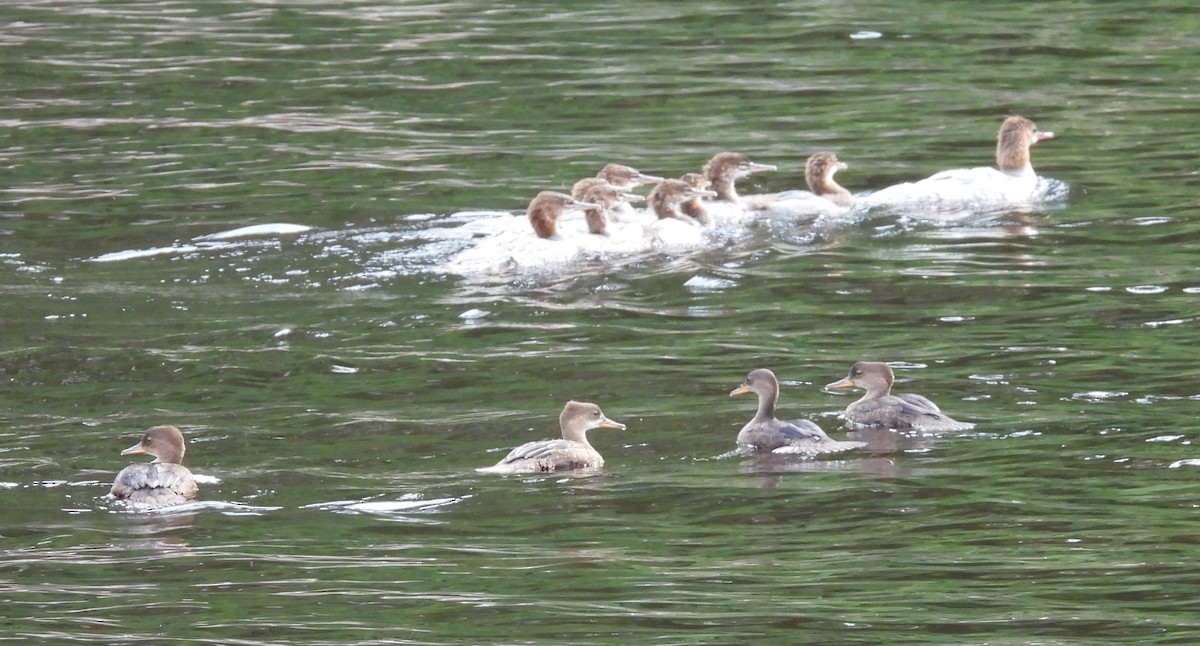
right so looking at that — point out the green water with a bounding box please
[3,1,1200,643]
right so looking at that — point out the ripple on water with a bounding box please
[1126,285,1168,294]
[300,495,467,520]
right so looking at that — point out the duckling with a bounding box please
[647,178,718,226]
[677,172,714,226]
[573,179,645,234]
[573,164,662,219]
[702,152,777,203]
[589,163,663,191]
[527,191,600,239]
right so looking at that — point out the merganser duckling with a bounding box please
[574,164,663,219]
[477,401,626,474]
[703,152,777,203]
[750,152,854,218]
[825,362,974,431]
[678,172,713,226]
[647,178,718,226]
[588,163,663,191]
[527,191,600,239]
[571,179,645,235]
[804,151,853,208]
[110,425,199,508]
[730,368,866,456]
[861,116,1057,211]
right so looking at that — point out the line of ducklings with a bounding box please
[526,149,851,241]
[523,115,1055,241]
[109,361,973,508]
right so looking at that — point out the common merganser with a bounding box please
[730,368,866,456]
[527,191,600,239]
[700,152,776,222]
[861,116,1057,212]
[476,401,626,474]
[573,164,663,219]
[703,152,777,202]
[110,425,199,508]
[825,362,974,432]
[589,163,663,191]
[647,178,718,226]
[678,172,713,226]
[571,178,645,235]
[748,151,854,218]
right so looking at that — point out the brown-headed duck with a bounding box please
[861,115,1057,208]
[571,179,645,235]
[110,425,199,508]
[677,171,713,225]
[730,368,866,456]
[477,401,626,474]
[825,361,974,431]
[527,191,600,239]
[647,178,718,226]
[748,151,854,217]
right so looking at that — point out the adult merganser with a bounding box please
[527,191,600,239]
[476,401,626,474]
[110,425,199,508]
[825,362,974,432]
[861,115,1057,211]
[677,172,713,226]
[730,368,866,456]
[749,151,854,218]
[571,178,645,235]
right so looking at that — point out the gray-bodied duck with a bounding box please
[730,368,865,456]
[825,361,974,431]
[477,401,626,474]
[110,425,199,508]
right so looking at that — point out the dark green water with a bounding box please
[3,1,1200,643]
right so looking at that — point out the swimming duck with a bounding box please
[750,151,854,217]
[476,401,626,474]
[700,152,777,222]
[571,179,645,235]
[825,361,975,431]
[647,178,718,226]
[590,163,663,191]
[677,172,713,225]
[110,425,199,508]
[860,115,1057,211]
[574,164,663,219]
[527,191,600,239]
[703,152,777,202]
[730,368,866,456]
